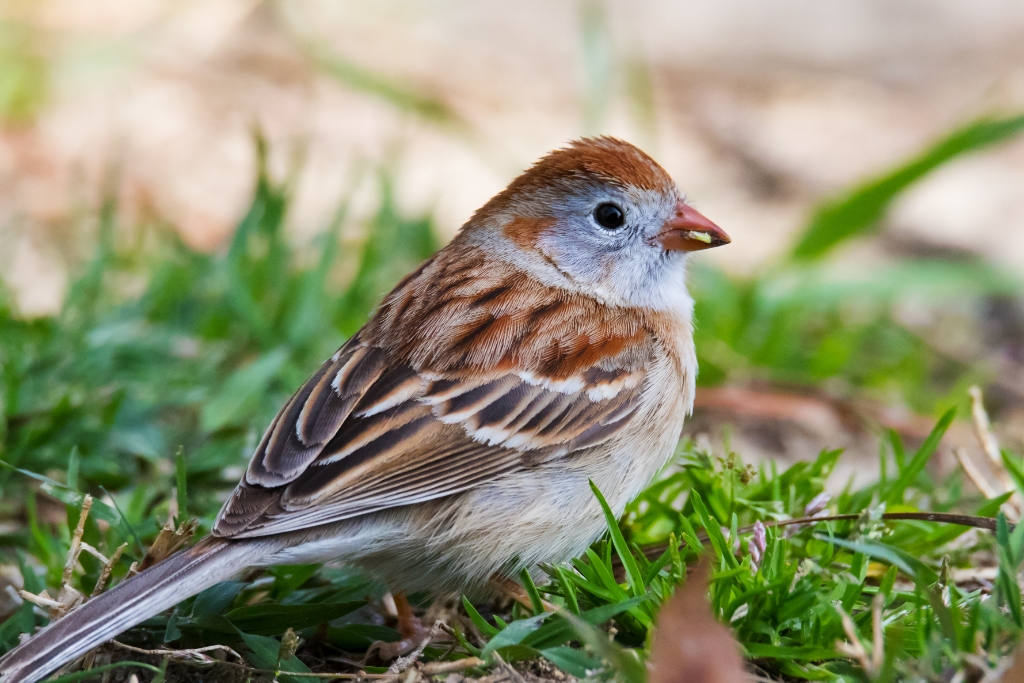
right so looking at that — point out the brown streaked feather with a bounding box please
[499,390,564,436]
[247,393,320,486]
[352,365,424,417]
[472,382,545,429]
[216,355,646,537]
[432,376,521,423]
[296,345,363,443]
[212,483,279,536]
[285,411,437,503]
[317,399,433,467]
[245,342,388,487]
[369,247,654,377]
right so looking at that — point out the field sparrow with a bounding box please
[0,137,729,682]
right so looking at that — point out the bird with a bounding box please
[0,136,729,683]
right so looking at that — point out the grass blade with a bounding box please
[174,446,187,521]
[884,408,955,505]
[589,480,645,596]
[793,113,1024,259]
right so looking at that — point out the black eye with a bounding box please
[593,203,625,230]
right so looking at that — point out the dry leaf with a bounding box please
[1000,644,1024,683]
[649,561,749,683]
[135,518,198,573]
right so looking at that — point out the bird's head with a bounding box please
[463,137,730,312]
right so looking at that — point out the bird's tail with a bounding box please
[0,536,277,683]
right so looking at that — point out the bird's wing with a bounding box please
[213,337,647,537]
[213,248,660,538]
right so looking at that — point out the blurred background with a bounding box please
[3,0,1024,503]
[3,0,1024,289]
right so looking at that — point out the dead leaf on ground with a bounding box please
[649,560,749,683]
[1000,643,1024,682]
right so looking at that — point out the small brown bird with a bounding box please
[0,137,729,682]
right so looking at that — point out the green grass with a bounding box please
[2,118,1024,681]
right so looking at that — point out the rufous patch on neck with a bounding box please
[502,216,556,250]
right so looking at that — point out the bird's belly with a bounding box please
[451,401,686,576]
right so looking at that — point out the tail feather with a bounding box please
[0,537,275,683]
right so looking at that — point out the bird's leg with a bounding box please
[393,592,430,643]
[368,592,430,663]
[488,573,555,612]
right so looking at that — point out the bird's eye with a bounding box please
[593,203,625,230]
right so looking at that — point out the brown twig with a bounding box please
[960,386,1021,520]
[694,386,864,434]
[135,518,197,573]
[756,510,1008,534]
[955,446,1001,499]
[419,657,485,675]
[491,651,526,683]
[111,640,244,666]
[834,604,872,676]
[62,495,92,587]
[17,590,62,611]
[834,594,885,677]
[969,386,1004,471]
[90,542,128,597]
[109,622,483,679]
[388,620,445,675]
[693,384,947,443]
[871,593,884,675]
[18,495,103,618]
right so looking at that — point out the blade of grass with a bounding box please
[589,480,645,596]
[884,408,956,505]
[174,446,187,521]
[462,596,500,638]
[552,566,580,615]
[793,113,1024,259]
[519,568,545,615]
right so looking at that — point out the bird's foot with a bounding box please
[368,592,430,662]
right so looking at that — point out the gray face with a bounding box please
[533,181,692,312]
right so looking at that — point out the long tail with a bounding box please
[0,536,277,683]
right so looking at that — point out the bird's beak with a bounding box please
[653,201,730,252]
